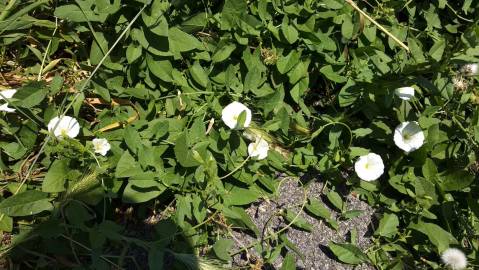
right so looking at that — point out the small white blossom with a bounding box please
[47,116,80,139]
[92,138,111,156]
[460,63,479,76]
[394,121,425,153]
[394,86,415,101]
[441,248,467,270]
[248,138,269,160]
[221,101,252,129]
[354,153,384,181]
[0,89,17,112]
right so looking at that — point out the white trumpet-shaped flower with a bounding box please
[394,121,425,153]
[248,138,269,160]
[92,138,111,156]
[47,116,80,139]
[394,86,415,101]
[221,101,252,129]
[441,248,467,270]
[0,89,17,112]
[354,153,385,181]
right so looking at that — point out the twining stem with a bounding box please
[230,179,309,257]
[345,0,410,52]
[219,156,251,180]
[60,234,124,269]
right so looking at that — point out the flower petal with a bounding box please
[355,153,384,181]
[394,86,414,101]
[221,101,252,129]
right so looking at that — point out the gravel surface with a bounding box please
[232,177,376,270]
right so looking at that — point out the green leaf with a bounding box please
[277,50,300,74]
[11,82,47,108]
[212,44,236,63]
[147,54,173,82]
[338,79,359,107]
[409,221,458,252]
[115,151,143,178]
[189,61,209,88]
[244,66,262,93]
[54,3,106,22]
[429,39,445,61]
[320,65,346,83]
[342,210,363,220]
[280,253,296,270]
[174,132,201,168]
[221,0,247,29]
[148,246,164,270]
[326,190,343,212]
[0,215,13,232]
[322,0,344,9]
[49,75,64,95]
[192,195,206,223]
[213,238,234,261]
[65,200,93,228]
[281,23,298,44]
[341,15,353,39]
[123,180,163,204]
[305,198,331,220]
[439,170,475,191]
[288,60,309,84]
[328,242,369,265]
[168,27,202,52]
[407,37,426,62]
[0,190,52,216]
[124,126,142,154]
[422,158,438,181]
[305,197,339,230]
[221,206,259,236]
[181,12,207,33]
[283,209,313,232]
[126,43,142,64]
[175,195,192,228]
[375,213,399,238]
[42,159,68,193]
[224,187,261,206]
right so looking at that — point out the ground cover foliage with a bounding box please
[0,0,479,269]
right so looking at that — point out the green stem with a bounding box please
[219,156,250,180]
[230,180,309,257]
[309,116,353,149]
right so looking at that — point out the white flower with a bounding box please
[394,86,414,101]
[47,116,80,138]
[441,248,467,270]
[460,63,479,76]
[354,153,384,181]
[0,89,17,112]
[248,138,269,160]
[92,138,111,156]
[394,121,425,153]
[221,101,252,129]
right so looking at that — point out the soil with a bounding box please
[232,177,376,270]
